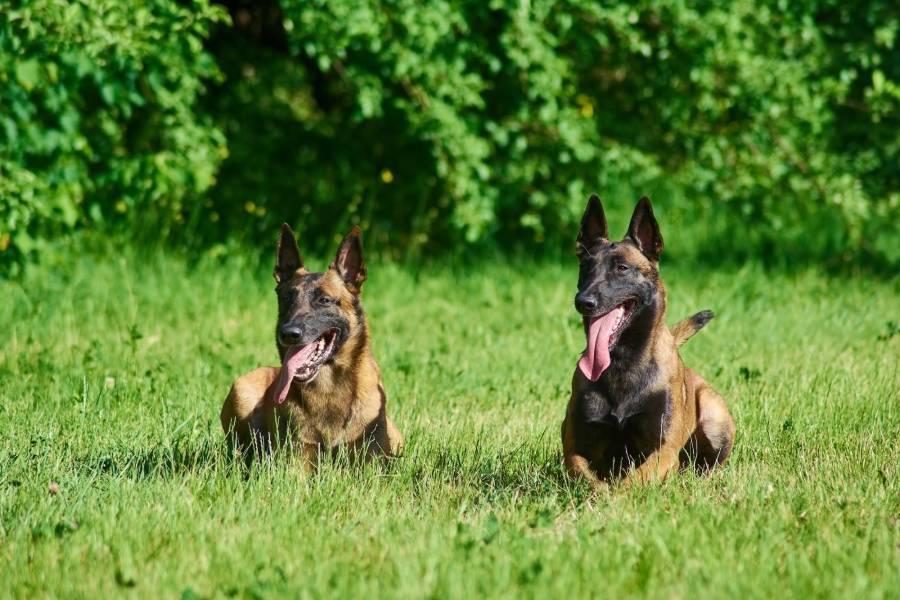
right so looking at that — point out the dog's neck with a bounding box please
[596,285,668,395]
[295,319,371,399]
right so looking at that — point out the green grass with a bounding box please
[1,250,897,599]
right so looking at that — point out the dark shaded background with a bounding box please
[2,0,897,271]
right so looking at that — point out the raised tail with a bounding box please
[671,310,715,347]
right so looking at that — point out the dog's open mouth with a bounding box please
[578,300,636,382]
[273,329,338,404]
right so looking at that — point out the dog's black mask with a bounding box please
[271,224,367,388]
[276,273,351,356]
[574,196,664,380]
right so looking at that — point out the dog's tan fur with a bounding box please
[221,231,402,469]
[562,321,734,486]
[561,197,735,487]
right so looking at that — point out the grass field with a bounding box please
[0,250,897,598]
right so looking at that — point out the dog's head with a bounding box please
[270,224,367,402]
[574,195,664,381]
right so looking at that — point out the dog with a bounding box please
[220,224,403,468]
[561,196,735,486]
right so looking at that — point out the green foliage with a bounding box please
[0,0,227,267]
[2,0,898,267]
[261,0,898,262]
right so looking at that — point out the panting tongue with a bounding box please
[578,306,625,382]
[273,343,318,404]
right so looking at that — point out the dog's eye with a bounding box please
[615,264,629,273]
[318,295,337,306]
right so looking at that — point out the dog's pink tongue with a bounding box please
[273,343,317,404]
[578,306,624,382]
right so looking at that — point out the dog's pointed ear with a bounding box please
[577,194,608,254]
[626,197,663,261]
[274,223,303,283]
[331,226,367,293]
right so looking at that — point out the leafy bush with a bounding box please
[0,0,227,268]
[2,0,897,268]
[272,0,899,263]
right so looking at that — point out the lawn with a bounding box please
[0,250,897,598]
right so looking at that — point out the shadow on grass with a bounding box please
[75,429,594,505]
[80,438,230,481]
[396,429,589,504]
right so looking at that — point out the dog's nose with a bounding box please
[278,324,303,346]
[575,293,598,314]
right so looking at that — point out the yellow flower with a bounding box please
[576,94,594,118]
[380,169,394,184]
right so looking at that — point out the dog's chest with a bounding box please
[575,386,670,441]
[277,383,381,448]
[275,391,350,446]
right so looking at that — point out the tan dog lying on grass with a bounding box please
[221,225,403,468]
[562,196,735,486]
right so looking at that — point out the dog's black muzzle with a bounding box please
[278,314,350,350]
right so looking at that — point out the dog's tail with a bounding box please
[671,310,715,347]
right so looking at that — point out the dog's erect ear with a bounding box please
[626,197,663,261]
[274,223,304,283]
[577,194,608,254]
[331,226,367,293]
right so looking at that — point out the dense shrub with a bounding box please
[261,0,899,264]
[2,0,897,268]
[0,0,227,268]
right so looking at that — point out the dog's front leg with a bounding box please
[283,441,322,473]
[562,417,609,490]
[622,390,694,485]
[564,452,609,490]
[622,445,681,485]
